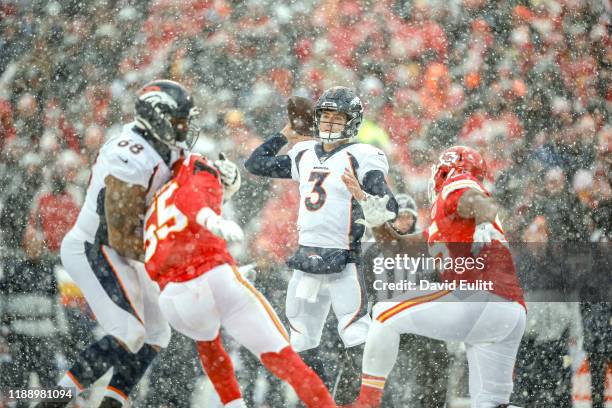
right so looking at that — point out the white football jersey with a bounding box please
[72,123,179,244]
[287,141,389,250]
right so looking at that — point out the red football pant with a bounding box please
[196,335,241,405]
[261,346,336,408]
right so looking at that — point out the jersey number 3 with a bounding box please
[305,171,330,211]
[144,181,188,262]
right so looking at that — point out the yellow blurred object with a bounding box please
[357,118,390,149]
[404,63,420,80]
[59,281,84,299]
[225,109,244,127]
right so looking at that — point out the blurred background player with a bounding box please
[342,146,526,408]
[144,152,336,408]
[36,80,201,408]
[245,86,398,404]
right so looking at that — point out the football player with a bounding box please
[245,86,398,403]
[37,80,236,408]
[145,153,336,408]
[341,146,526,408]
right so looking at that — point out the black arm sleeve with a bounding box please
[244,133,293,179]
[362,170,399,219]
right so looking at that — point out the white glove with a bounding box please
[214,153,241,199]
[356,193,396,228]
[471,222,508,255]
[196,207,244,242]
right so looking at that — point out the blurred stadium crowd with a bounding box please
[0,0,610,407]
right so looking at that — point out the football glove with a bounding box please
[471,222,508,255]
[214,153,241,199]
[196,207,244,242]
[356,193,396,228]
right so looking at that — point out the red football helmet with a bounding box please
[428,146,486,202]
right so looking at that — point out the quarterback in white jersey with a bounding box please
[38,80,210,408]
[246,86,398,404]
[288,139,390,250]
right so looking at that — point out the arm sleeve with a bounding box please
[356,148,397,218]
[244,133,292,179]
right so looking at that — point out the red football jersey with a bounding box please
[427,173,525,306]
[144,154,235,289]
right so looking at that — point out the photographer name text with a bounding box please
[373,279,494,292]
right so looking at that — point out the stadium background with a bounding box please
[0,0,610,407]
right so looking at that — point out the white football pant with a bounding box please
[364,289,525,408]
[158,263,289,356]
[61,228,171,353]
[286,263,371,352]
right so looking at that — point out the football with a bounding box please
[287,96,315,136]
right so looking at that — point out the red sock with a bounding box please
[196,335,242,405]
[261,346,336,408]
[352,374,386,408]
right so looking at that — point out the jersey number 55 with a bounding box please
[144,181,188,262]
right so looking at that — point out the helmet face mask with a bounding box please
[135,80,200,151]
[314,86,363,144]
[172,106,201,150]
[318,110,348,144]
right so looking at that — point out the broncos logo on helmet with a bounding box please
[135,80,200,150]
